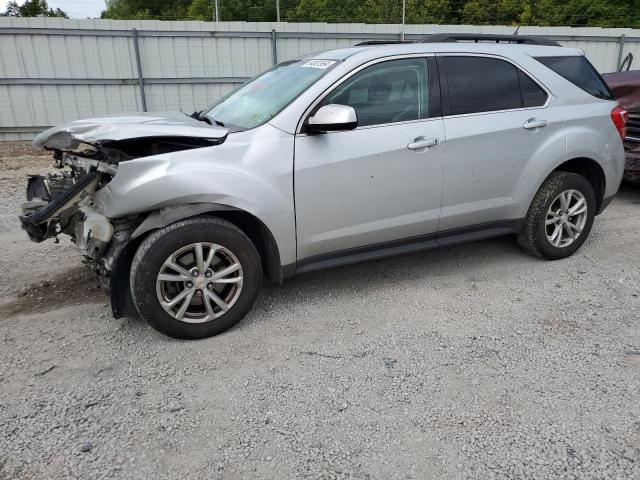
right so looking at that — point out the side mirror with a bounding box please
[307,104,358,133]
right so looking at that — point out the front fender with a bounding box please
[129,203,236,239]
[93,124,297,265]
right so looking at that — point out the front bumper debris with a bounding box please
[20,171,100,243]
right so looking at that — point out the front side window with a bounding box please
[204,59,338,131]
[318,58,430,127]
[442,56,523,115]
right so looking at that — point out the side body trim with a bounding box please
[293,219,523,275]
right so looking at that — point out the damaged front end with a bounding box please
[21,150,112,247]
[21,113,229,306]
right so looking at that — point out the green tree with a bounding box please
[528,0,639,28]
[217,0,303,21]
[461,0,528,25]
[102,0,192,20]
[99,0,640,28]
[406,0,455,25]
[187,0,213,20]
[18,0,68,17]
[288,0,457,24]
[287,0,380,23]
[218,0,277,22]
[2,1,21,16]
[358,0,400,23]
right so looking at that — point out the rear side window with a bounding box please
[535,56,614,100]
[440,56,547,115]
[442,56,521,115]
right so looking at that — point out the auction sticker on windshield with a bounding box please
[302,60,336,69]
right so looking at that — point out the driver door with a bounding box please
[294,57,446,262]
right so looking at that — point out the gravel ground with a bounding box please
[1,141,640,480]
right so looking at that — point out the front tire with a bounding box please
[130,217,262,339]
[517,171,596,260]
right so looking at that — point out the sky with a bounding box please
[1,0,106,18]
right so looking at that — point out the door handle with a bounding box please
[407,138,439,150]
[523,118,548,129]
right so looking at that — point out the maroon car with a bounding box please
[603,70,640,183]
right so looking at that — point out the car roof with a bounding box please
[307,42,581,63]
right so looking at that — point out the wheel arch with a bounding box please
[551,157,606,214]
[110,203,285,319]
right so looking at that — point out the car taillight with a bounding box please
[611,105,629,142]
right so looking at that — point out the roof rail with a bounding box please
[354,40,413,46]
[419,33,561,47]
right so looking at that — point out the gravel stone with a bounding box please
[80,442,93,453]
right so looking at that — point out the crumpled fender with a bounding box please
[130,203,237,240]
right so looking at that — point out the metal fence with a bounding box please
[1,17,639,140]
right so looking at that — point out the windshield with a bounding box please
[203,59,338,131]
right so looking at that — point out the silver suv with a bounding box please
[23,35,627,339]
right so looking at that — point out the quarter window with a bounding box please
[518,69,548,107]
[535,56,614,100]
[318,58,429,127]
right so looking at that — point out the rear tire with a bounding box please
[517,171,595,260]
[130,216,262,339]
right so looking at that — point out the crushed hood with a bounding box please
[33,111,229,150]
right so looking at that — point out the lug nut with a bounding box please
[192,269,199,277]
[205,270,212,278]
[207,283,214,290]
[186,281,194,288]
[195,289,202,295]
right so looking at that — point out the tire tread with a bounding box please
[517,171,595,260]
[130,216,261,339]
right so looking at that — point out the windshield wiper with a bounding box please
[189,111,226,127]
[189,110,212,125]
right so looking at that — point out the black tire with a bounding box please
[130,216,262,339]
[517,171,596,260]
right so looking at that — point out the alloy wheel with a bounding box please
[155,242,243,323]
[545,189,588,248]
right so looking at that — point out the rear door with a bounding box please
[294,56,446,261]
[436,54,566,232]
